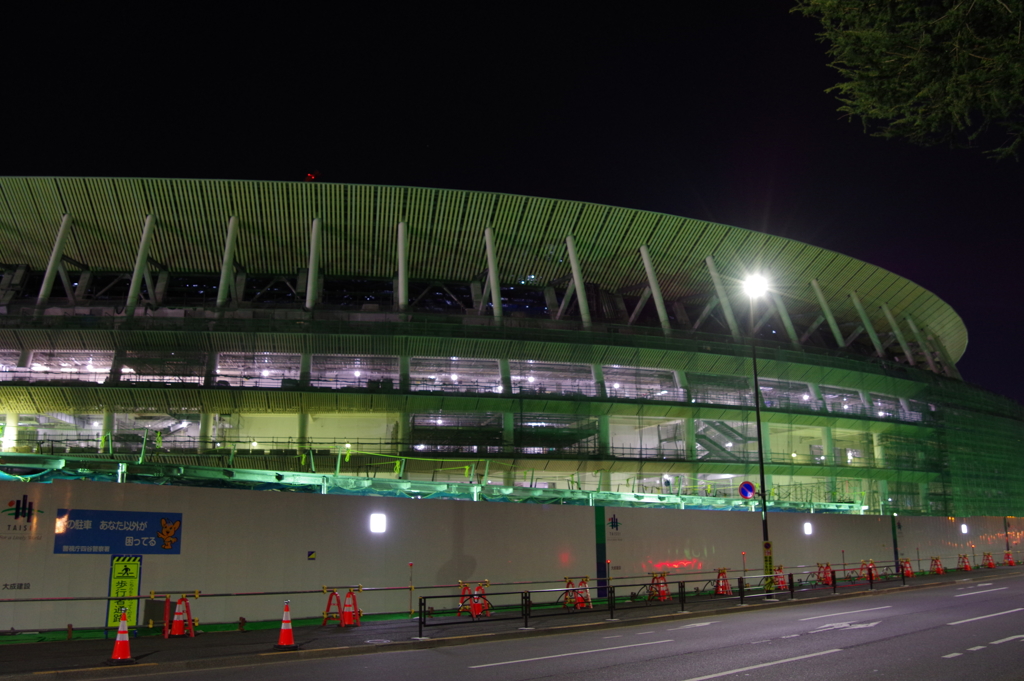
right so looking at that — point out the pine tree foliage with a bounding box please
[794,0,1024,159]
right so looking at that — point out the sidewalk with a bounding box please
[1,568,1017,679]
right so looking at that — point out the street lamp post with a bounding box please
[743,274,775,597]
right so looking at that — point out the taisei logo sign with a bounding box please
[3,495,44,522]
[1,494,45,541]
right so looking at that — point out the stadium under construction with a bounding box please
[1,177,1022,518]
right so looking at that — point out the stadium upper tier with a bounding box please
[0,177,964,372]
[3,177,1024,518]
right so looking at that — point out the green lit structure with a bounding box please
[1,177,1021,516]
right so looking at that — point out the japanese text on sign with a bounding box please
[54,510,182,555]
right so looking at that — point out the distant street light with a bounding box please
[744,274,774,596]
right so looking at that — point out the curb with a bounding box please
[5,573,1016,680]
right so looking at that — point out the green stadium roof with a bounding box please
[0,176,967,362]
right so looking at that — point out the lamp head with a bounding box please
[743,274,769,298]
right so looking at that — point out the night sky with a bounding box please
[4,4,1022,403]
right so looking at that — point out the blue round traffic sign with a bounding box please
[738,481,756,499]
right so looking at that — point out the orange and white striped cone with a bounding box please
[169,599,187,637]
[106,609,135,666]
[274,600,299,650]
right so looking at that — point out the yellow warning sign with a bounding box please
[106,556,142,627]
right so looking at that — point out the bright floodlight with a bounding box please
[743,274,769,298]
[370,513,387,533]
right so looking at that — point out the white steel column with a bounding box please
[598,415,611,456]
[810,279,845,347]
[37,214,73,306]
[905,315,938,372]
[927,332,962,379]
[204,352,219,387]
[592,364,607,398]
[639,245,671,333]
[124,215,156,318]
[484,228,502,319]
[565,234,591,328]
[399,355,410,391]
[299,352,312,387]
[880,303,915,365]
[305,218,321,311]
[106,348,126,385]
[769,292,802,350]
[199,413,214,451]
[848,291,884,357]
[761,425,773,494]
[100,408,114,454]
[2,413,17,451]
[215,216,239,309]
[397,222,408,311]
[502,412,514,454]
[873,433,889,511]
[704,256,741,341]
[498,358,512,394]
[297,411,310,450]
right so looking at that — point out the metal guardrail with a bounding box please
[3,557,1014,636]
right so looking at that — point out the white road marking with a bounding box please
[751,639,770,644]
[678,649,842,681]
[782,634,800,638]
[668,622,717,631]
[991,635,1024,644]
[799,606,891,621]
[811,621,881,632]
[468,640,673,668]
[954,587,1007,597]
[967,646,986,651]
[948,608,1024,625]
[978,583,993,586]
[602,635,621,639]
[943,653,963,658]
[636,631,656,635]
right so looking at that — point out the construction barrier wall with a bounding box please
[0,479,1019,631]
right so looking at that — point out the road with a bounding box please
[40,575,1024,680]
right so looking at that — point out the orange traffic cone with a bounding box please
[106,609,135,666]
[274,600,299,651]
[169,598,187,637]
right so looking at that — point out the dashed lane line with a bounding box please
[668,622,718,631]
[677,649,842,681]
[967,646,987,651]
[799,606,891,620]
[468,640,673,668]
[954,588,1008,597]
[943,653,963,658]
[948,608,1024,625]
[991,635,1024,644]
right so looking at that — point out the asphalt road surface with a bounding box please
[38,575,1024,680]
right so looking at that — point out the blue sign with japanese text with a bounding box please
[53,509,182,555]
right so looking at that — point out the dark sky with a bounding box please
[4,4,1022,404]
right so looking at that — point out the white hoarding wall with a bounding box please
[0,480,1017,631]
